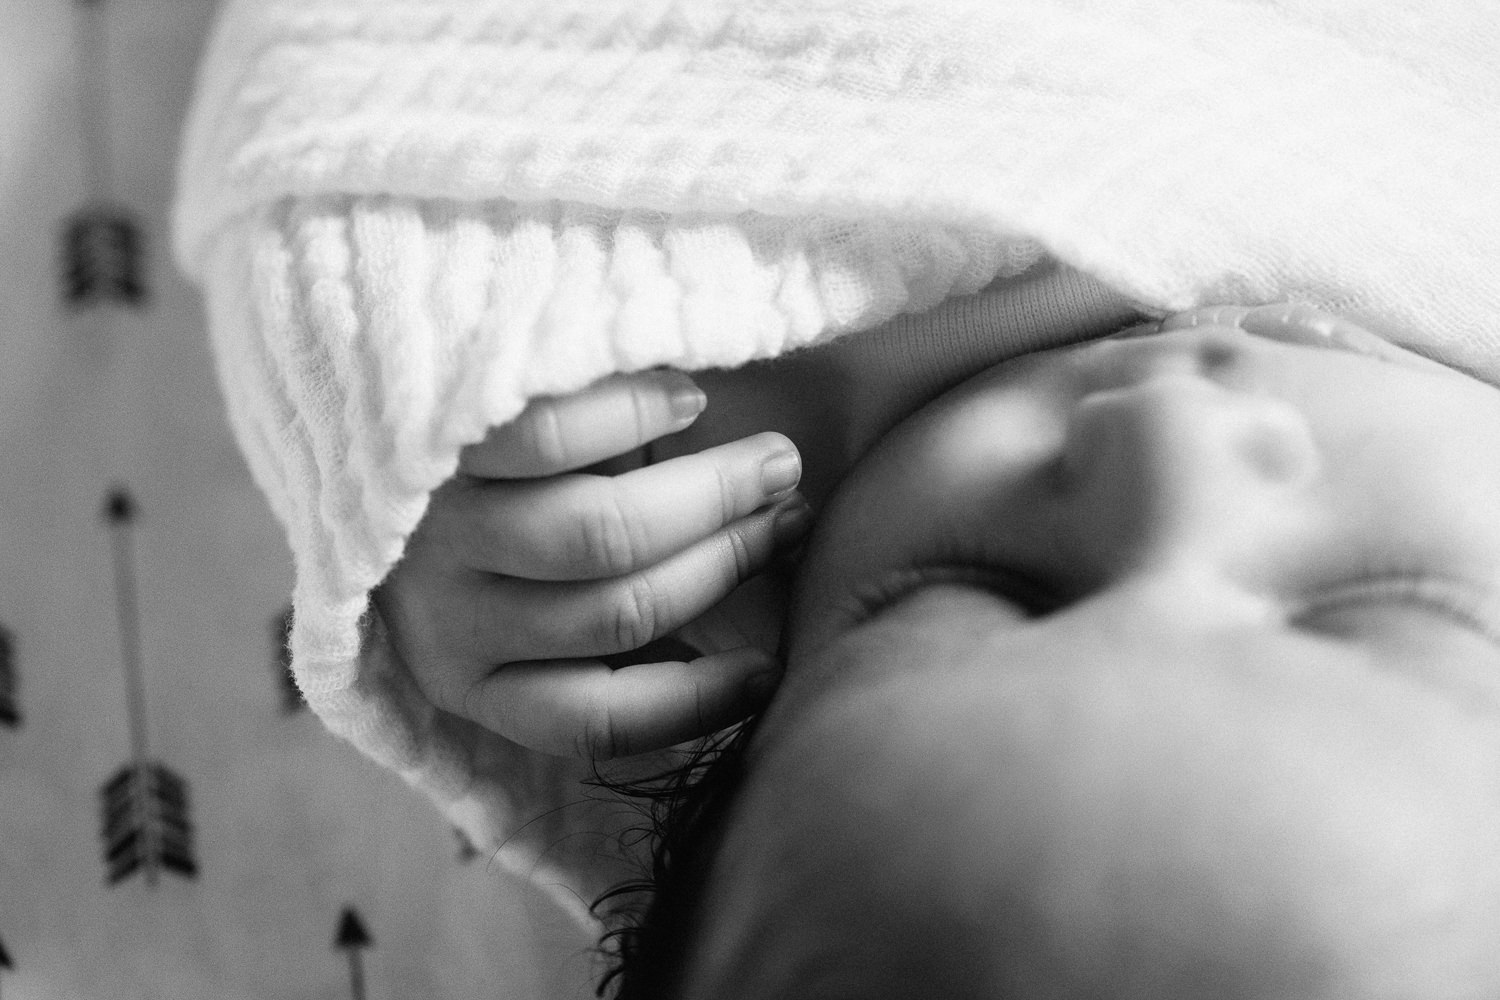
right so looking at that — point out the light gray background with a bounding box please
[0,2,594,996]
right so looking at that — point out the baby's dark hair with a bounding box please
[589,714,764,999]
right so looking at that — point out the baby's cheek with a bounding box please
[1299,605,1500,714]
[763,599,1500,998]
[878,643,1500,998]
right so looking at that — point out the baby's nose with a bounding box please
[1060,371,1319,562]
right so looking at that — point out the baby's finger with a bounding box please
[458,495,811,662]
[444,432,803,579]
[467,647,783,758]
[459,370,706,478]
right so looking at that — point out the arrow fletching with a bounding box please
[99,760,198,885]
[61,206,146,308]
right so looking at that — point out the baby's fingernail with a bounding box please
[761,449,802,495]
[772,496,813,544]
[669,379,707,424]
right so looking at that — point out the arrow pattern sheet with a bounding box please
[2,0,594,997]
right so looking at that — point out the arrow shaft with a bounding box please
[109,520,159,886]
[74,0,114,200]
[108,521,150,765]
[347,949,366,1000]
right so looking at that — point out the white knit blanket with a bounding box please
[173,0,1500,927]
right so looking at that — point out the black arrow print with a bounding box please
[98,487,198,886]
[334,907,373,1000]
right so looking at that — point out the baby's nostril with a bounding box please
[1242,427,1299,482]
[1237,409,1320,486]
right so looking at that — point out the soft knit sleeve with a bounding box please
[175,0,1500,928]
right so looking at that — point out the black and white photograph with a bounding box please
[1,1,1497,997]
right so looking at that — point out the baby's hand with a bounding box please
[373,370,810,759]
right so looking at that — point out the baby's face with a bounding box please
[686,306,1500,998]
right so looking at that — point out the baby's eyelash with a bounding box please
[1294,570,1500,645]
[848,563,1058,623]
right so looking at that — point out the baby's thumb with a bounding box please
[579,647,783,759]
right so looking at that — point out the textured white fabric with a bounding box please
[173,0,1500,929]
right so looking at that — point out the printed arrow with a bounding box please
[62,0,146,308]
[334,907,373,1000]
[98,487,198,886]
[104,489,148,769]
[0,624,19,728]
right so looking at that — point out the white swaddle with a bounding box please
[173,0,1500,929]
